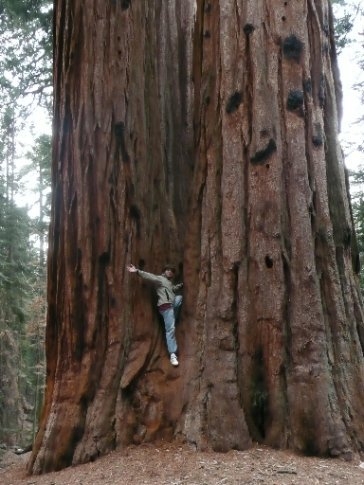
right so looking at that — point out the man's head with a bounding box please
[163,265,176,280]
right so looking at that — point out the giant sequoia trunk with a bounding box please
[182,0,364,456]
[29,0,364,474]
[28,0,194,473]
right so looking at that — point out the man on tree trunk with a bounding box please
[127,264,183,366]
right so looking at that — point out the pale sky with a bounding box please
[336,1,364,171]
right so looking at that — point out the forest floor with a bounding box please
[1,441,364,484]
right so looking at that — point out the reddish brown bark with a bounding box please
[28,0,193,473]
[28,0,364,474]
[182,0,364,457]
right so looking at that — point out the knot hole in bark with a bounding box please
[265,255,273,268]
[121,0,131,10]
[129,204,141,237]
[243,23,255,35]
[312,135,323,147]
[99,252,110,265]
[204,2,212,13]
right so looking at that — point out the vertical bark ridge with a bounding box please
[183,0,364,458]
[320,2,364,451]
[277,0,345,455]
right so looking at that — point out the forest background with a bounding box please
[0,0,363,452]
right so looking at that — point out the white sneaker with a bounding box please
[170,353,179,366]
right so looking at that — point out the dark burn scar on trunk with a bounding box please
[282,34,304,62]
[114,122,130,163]
[99,252,110,265]
[312,123,324,147]
[312,135,323,147]
[243,23,255,35]
[286,90,304,116]
[226,91,243,114]
[286,90,304,111]
[129,204,141,237]
[250,139,277,165]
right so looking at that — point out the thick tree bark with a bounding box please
[29,0,364,474]
[182,0,364,457]
[28,0,194,473]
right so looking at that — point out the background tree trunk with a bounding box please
[29,0,364,474]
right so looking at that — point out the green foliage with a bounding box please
[0,202,34,325]
[21,134,52,212]
[0,0,52,439]
[0,0,53,113]
[349,167,364,287]
[333,0,364,185]
[0,185,39,444]
[21,134,52,269]
[331,0,355,52]
[334,13,354,51]
[0,0,47,21]
[0,172,48,444]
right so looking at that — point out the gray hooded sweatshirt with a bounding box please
[136,270,182,308]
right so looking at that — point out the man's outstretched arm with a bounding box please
[127,264,162,286]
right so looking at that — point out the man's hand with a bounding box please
[127,264,138,273]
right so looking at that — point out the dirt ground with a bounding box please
[1,442,364,485]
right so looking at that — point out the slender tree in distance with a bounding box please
[28,0,364,474]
